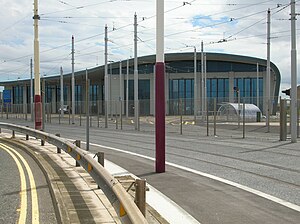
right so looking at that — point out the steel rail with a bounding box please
[0,122,147,224]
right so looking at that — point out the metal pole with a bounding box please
[104,25,108,128]
[71,35,75,124]
[60,67,64,118]
[201,41,204,119]
[42,79,45,131]
[280,98,287,141]
[134,13,139,130]
[180,99,183,135]
[126,59,129,118]
[97,100,100,128]
[256,63,259,107]
[86,70,90,151]
[33,0,42,130]
[214,98,216,136]
[291,0,298,143]
[266,9,271,132]
[155,0,165,173]
[204,52,207,113]
[120,100,123,130]
[194,46,197,122]
[119,60,123,114]
[206,101,209,136]
[238,90,240,127]
[30,58,34,122]
[243,102,246,139]
[116,101,118,130]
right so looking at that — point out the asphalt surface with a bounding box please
[1,116,300,223]
[0,139,57,224]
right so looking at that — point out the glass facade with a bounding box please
[234,78,263,108]
[124,80,150,115]
[12,86,23,104]
[169,79,194,115]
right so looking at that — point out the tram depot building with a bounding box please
[0,52,280,117]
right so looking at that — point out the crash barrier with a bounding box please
[0,122,147,224]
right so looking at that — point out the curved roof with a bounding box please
[218,103,261,118]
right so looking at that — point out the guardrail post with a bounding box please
[96,152,104,189]
[97,152,104,167]
[41,130,45,146]
[134,179,146,216]
[12,130,15,138]
[75,140,81,167]
[26,126,29,140]
[56,133,61,153]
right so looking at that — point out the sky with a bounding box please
[0,0,299,95]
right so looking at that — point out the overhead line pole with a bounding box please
[126,59,129,118]
[60,67,64,117]
[201,41,204,119]
[104,25,108,128]
[194,46,197,121]
[134,13,139,130]
[291,0,298,143]
[155,0,165,173]
[30,58,33,122]
[71,35,75,124]
[33,0,42,130]
[266,9,271,132]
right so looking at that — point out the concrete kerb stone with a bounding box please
[0,133,120,224]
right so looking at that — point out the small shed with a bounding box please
[217,103,262,121]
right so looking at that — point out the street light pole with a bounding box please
[155,0,165,173]
[33,0,42,130]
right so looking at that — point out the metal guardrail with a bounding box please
[0,122,148,224]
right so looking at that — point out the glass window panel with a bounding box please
[207,79,211,98]
[179,79,185,99]
[218,79,224,98]
[186,79,192,99]
[211,79,217,98]
[224,79,229,98]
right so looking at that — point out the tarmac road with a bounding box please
[0,139,57,224]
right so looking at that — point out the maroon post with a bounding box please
[35,95,42,130]
[155,62,165,173]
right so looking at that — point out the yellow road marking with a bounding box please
[0,145,27,224]
[0,143,40,224]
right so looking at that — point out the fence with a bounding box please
[0,98,299,139]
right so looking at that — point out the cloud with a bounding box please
[0,0,299,91]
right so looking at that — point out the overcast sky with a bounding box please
[0,0,299,94]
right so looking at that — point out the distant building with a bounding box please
[0,52,280,116]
